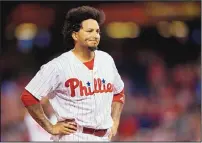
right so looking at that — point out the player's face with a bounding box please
[76,19,101,51]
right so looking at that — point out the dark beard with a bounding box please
[88,46,98,51]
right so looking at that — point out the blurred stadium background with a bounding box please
[1,1,201,142]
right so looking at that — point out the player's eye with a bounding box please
[86,30,93,33]
[85,29,101,34]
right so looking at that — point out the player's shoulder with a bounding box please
[47,51,71,64]
[40,51,70,71]
[95,50,113,61]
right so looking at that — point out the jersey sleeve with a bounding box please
[25,62,61,100]
[111,57,124,94]
[113,88,125,104]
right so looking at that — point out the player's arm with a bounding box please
[21,63,77,135]
[25,100,53,134]
[21,89,77,135]
[110,89,125,140]
[111,89,125,128]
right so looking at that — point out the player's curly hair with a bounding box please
[62,6,105,50]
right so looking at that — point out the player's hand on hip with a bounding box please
[51,121,77,135]
[108,124,118,141]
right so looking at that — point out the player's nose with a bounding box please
[92,31,100,39]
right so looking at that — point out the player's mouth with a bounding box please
[89,40,97,42]
[89,41,98,45]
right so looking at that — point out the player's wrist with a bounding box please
[112,120,119,131]
[46,122,55,135]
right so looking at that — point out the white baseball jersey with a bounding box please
[25,50,124,141]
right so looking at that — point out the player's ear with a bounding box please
[72,32,78,41]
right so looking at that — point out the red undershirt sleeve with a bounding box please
[112,88,125,104]
[21,89,40,107]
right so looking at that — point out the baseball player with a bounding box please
[21,6,125,141]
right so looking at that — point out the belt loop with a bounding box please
[77,124,83,133]
[92,128,96,135]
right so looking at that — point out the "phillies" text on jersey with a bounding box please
[65,78,113,97]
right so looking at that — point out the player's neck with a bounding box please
[72,46,95,63]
